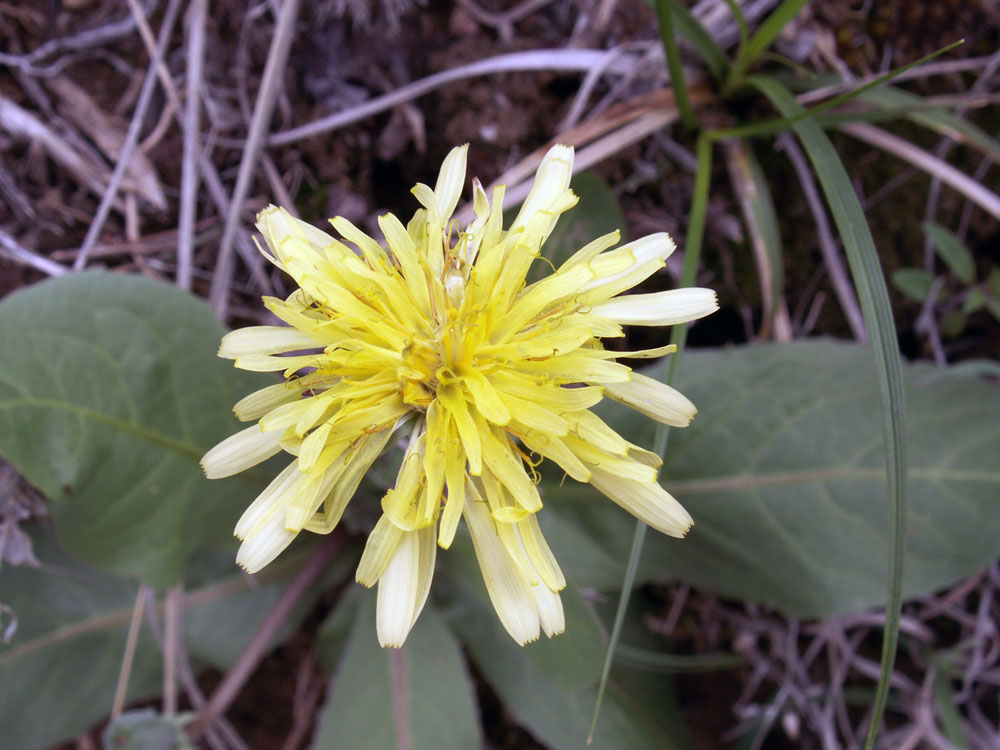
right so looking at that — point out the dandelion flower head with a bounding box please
[202,144,718,647]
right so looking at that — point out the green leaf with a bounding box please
[0,271,269,586]
[924,221,975,284]
[644,0,727,82]
[0,528,311,749]
[314,584,363,674]
[725,139,785,334]
[931,670,969,748]
[962,288,986,315]
[725,0,811,91]
[442,535,686,750]
[543,341,1000,618]
[744,89,910,746]
[940,311,966,339]
[102,709,194,750]
[531,172,626,283]
[987,296,1000,323]
[655,0,698,129]
[891,267,939,302]
[855,86,1000,166]
[988,266,1000,296]
[311,590,482,750]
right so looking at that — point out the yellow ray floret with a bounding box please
[201,143,718,647]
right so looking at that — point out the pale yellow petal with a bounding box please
[433,144,469,221]
[604,373,698,427]
[508,144,575,243]
[233,382,302,422]
[356,513,404,587]
[201,423,283,478]
[463,484,540,645]
[218,326,319,359]
[591,287,719,326]
[588,466,693,537]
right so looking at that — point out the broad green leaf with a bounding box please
[891,267,938,302]
[442,535,686,750]
[530,172,626,283]
[0,271,269,586]
[311,590,482,750]
[0,528,312,749]
[924,221,976,284]
[314,581,363,673]
[542,341,1000,618]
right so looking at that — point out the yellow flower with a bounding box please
[201,144,717,647]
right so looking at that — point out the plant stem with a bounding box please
[111,584,151,721]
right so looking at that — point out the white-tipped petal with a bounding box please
[236,510,298,573]
[588,466,693,538]
[356,514,404,587]
[218,326,319,359]
[375,529,419,647]
[256,205,331,266]
[604,373,698,427]
[375,526,436,648]
[201,423,283,479]
[533,584,565,638]
[508,144,575,242]
[233,382,302,422]
[464,484,540,645]
[592,287,719,326]
[433,144,469,221]
[581,233,675,293]
[233,460,302,539]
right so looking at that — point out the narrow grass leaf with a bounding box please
[856,86,1000,166]
[725,0,811,92]
[932,668,970,748]
[653,0,727,82]
[715,41,964,141]
[749,75,907,750]
[724,139,786,337]
[589,134,715,741]
[655,0,697,129]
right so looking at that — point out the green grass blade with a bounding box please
[856,86,1000,165]
[724,139,786,337]
[748,75,907,750]
[656,0,697,129]
[932,668,970,747]
[725,0,811,92]
[721,0,750,52]
[658,0,727,82]
[716,41,964,140]
[588,134,714,742]
[587,521,647,744]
